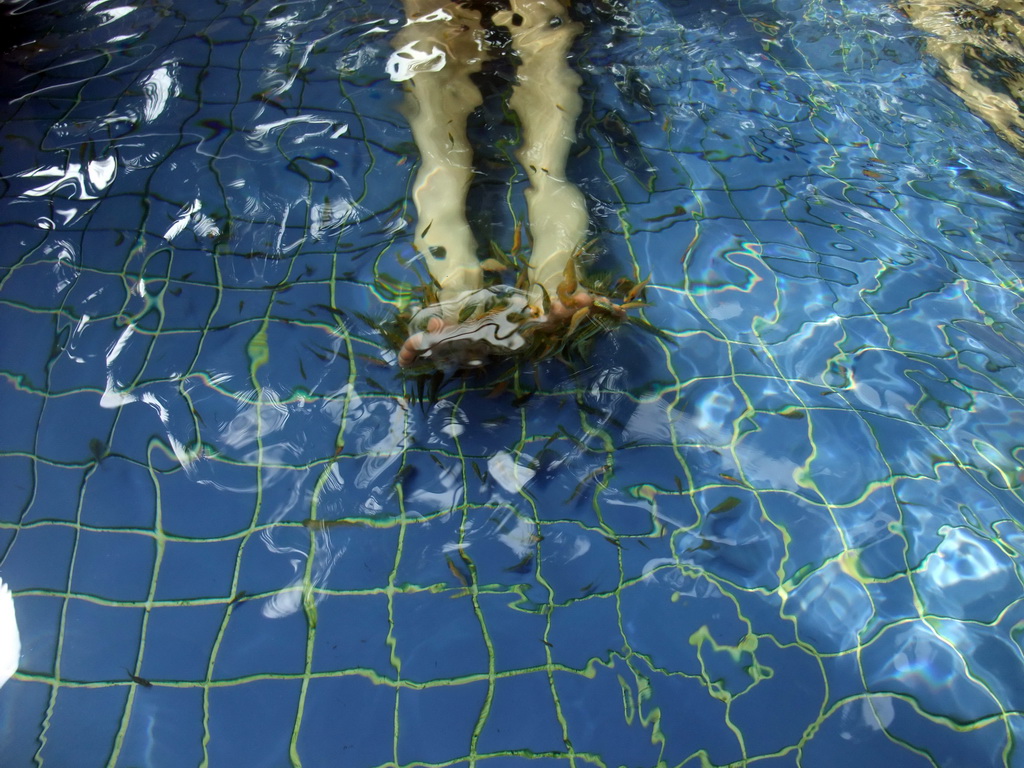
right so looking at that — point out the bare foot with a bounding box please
[547,290,593,323]
[529,288,625,335]
[398,288,538,371]
[395,282,639,371]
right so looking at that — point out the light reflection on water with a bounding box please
[0,0,1023,765]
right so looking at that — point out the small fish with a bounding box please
[624,277,650,304]
[303,588,318,629]
[479,258,510,272]
[511,222,523,256]
[393,465,415,488]
[511,391,534,408]
[487,380,509,399]
[645,205,688,224]
[313,304,347,322]
[302,518,360,530]
[505,554,534,574]
[446,555,472,591]
[89,438,108,463]
[708,497,741,515]
[688,538,716,552]
[356,354,388,368]
[426,370,445,407]
[126,669,152,688]
[566,306,591,337]
[558,259,578,303]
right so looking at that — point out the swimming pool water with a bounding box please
[2,0,1024,765]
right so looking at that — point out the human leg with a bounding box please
[391,1,488,304]
[392,1,637,371]
[494,0,589,308]
[393,2,530,369]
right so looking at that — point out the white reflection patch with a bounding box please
[487,451,536,494]
[95,5,134,25]
[87,155,117,191]
[48,239,79,294]
[386,43,446,82]
[140,63,180,123]
[19,157,117,201]
[494,509,536,559]
[220,390,291,450]
[0,578,20,690]
[922,527,1001,588]
[163,198,201,241]
[354,400,409,489]
[247,115,341,150]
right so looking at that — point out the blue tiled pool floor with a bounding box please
[2,0,1024,766]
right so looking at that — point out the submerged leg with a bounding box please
[902,0,1024,154]
[495,0,590,309]
[394,2,525,369]
[391,1,487,303]
[391,0,632,371]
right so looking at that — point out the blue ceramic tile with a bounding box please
[1,0,1024,765]
[39,685,130,767]
[296,676,397,766]
[70,529,155,601]
[140,604,226,682]
[311,593,394,678]
[60,602,145,683]
[206,680,302,768]
[213,597,308,679]
[154,539,241,602]
[112,687,206,768]
[397,680,488,765]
